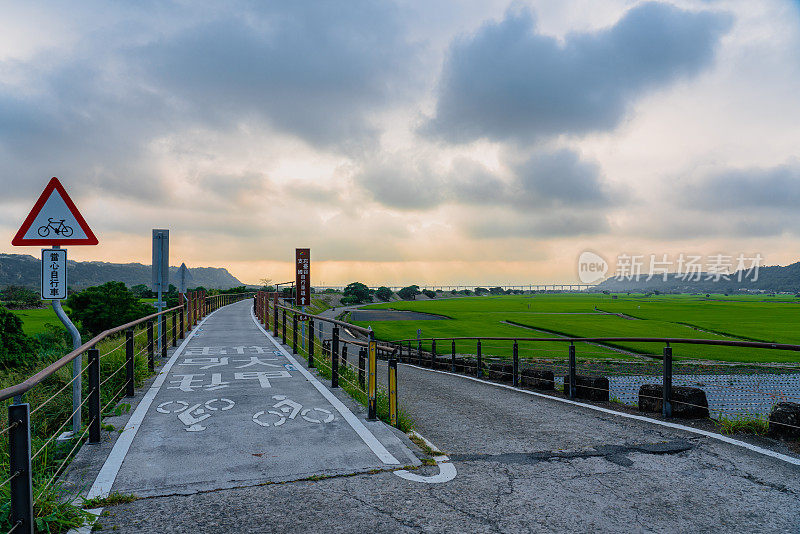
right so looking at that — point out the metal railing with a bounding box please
[254,292,401,426]
[376,334,800,433]
[0,290,252,534]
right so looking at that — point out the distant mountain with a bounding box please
[0,253,244,290]
[595,261,800,293]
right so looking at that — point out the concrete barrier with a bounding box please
[638,385,709,418]
[488,362,514,383]
[768,402,800,440]
[563,374,609,401]
[520,368,554,390]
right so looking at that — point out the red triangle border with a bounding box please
[11,177,99,246]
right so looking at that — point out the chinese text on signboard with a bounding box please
[41,248,67,299]
[295,248,310,306]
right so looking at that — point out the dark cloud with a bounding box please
[355,147,614,211]
[465,210,610,239]
[511,149,610,207]
[0,1,418,205]
[685,163,800,209]
[424,2,732,143]
[139,2,416,149]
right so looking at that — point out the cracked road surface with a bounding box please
[96,312,800,533]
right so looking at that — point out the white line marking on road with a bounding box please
[250,307,400,465]
[405,364,800,468]
[395,462,457,484]
[84,309,222,500]
[394,430,457,484]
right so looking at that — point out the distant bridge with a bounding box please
[313,284,599,292]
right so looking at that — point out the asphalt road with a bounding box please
[91,305,800,533]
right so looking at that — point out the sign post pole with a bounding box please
[48,245,83,435]
[152,230,169,355]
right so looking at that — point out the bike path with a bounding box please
[93,300,417,498]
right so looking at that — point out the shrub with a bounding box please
[65,282,153,337]
[0,305,36,367]
[422,289,436,299]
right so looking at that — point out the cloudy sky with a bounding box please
[2,0,799,286]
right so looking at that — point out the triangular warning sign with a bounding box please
[12,177,98,246]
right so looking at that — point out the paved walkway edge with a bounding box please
[404,364,800,467]
[248,307,400,465]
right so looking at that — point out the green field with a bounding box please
[10,307,65,336]
[354,294,800,363]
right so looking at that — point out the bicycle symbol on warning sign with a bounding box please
[252,395,334,427]
[37,218,74,238]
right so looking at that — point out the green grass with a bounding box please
[714,414,770,436]
[355,294,800,363]
[10,308,65,336]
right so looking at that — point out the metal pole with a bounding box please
[308,319,315,367]
[51,243,82,435]
[52,298,81,434]
[359,347,366,389]
[663,345,673,418]
[477,339,482,378]
[156,234,163,355]
[172,311,177,347]
[431,339,437,368]
[451,339,456,372]
[282,309,287,345]
[513,340,519,387]
[125,328,135,397]
[388,357,398,427]
[331,326,339,388]
[568,343,576,399]
[179,307,185,340]
[147,321,154,372]
[341,344,348,369]
[301,305,307,351]
[161,313,168,359]
[273,294,279,337]
[88,348,101,444]
[9,402,33,534]
[368,332,377,420]
[292,313,298,354]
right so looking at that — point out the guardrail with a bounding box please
[376,335,800,434]
[254,293,403,428]
[0,290,252,534]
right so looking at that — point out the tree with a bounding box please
[397,285,420,300]
[66,282,154,336]
[474,287,488,295]
[422,289,436,299]
[375,287,393,301]
[0,306,35,367]
[341,282,371,305]
[130,284,154,299]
